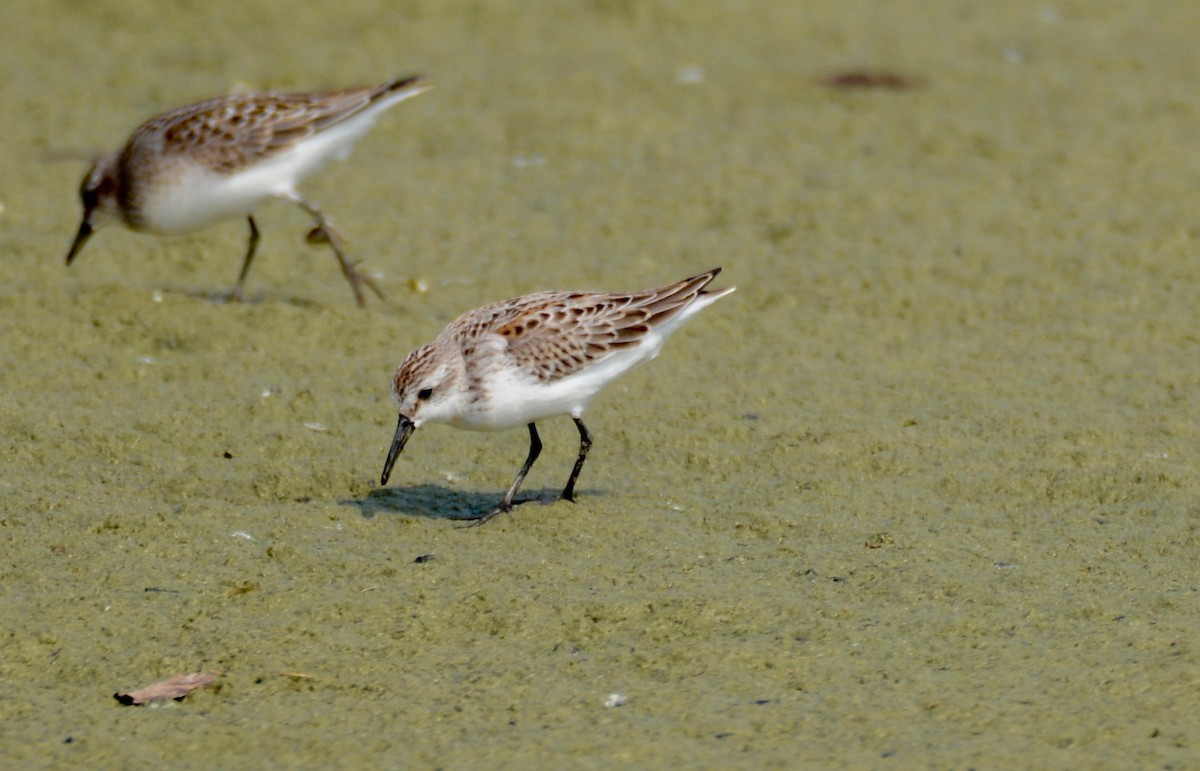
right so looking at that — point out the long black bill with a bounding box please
[65,220,94,265]
[380,414,416,486]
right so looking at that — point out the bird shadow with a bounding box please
[343,484,602,523]
[159,285,326,311]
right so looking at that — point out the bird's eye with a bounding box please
[417,387,434,401]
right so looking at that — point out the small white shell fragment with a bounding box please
[676,65,704,84]
[511,154,546,169]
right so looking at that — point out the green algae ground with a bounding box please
[2,1,1199,767]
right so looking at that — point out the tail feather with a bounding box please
[637,268,724,317]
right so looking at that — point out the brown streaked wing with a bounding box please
[493,288,674,382]
[450,270,722,383]
[490,292,640,382]
[142,85,385,173]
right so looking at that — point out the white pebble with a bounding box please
[676,65,704,85]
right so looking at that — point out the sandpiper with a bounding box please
[380,268,735,525]
[66,75,431,304]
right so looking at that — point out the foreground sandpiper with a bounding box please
[66,75,431,305]
[380,268,736,525]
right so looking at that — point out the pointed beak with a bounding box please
[65,219,94,265]
[380,414,416,486]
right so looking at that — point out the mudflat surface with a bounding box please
[2,1,1199,767]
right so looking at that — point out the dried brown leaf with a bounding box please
[819,70,922,91]
[113,671,219,706]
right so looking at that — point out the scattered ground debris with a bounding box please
[865,532,895,549]
[113,672,219,706]
[819,70,921,91]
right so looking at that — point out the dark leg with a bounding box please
[229,216,260,301]
[288,193,384,306]
[560,417,593,503]
[462,423,542,527]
